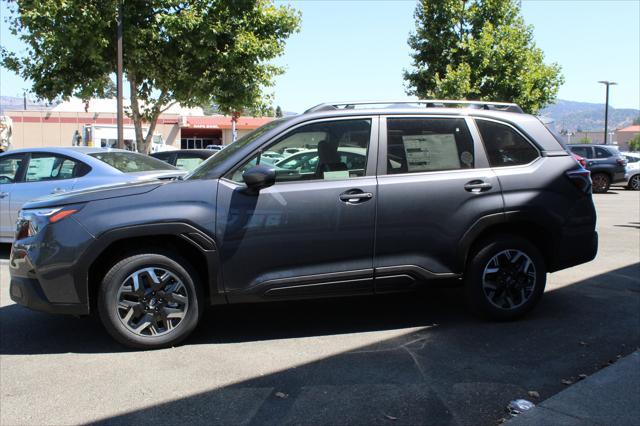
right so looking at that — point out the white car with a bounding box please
[621,152,640,190]
[0,147,184,242]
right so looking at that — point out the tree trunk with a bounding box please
[141,112,160,154]
[128,78,145,152]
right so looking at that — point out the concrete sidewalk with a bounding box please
[508,350,640,425]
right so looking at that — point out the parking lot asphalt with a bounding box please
[1,190,639,426]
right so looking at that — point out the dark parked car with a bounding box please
[10,100,598,349]
[150,149,215,171]
[567,144,627,192]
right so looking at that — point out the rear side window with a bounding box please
[476,120,539,167]
[25,154,86,182]
[594,147,612,158]
[386,117,474,174]
[569,146,592,159]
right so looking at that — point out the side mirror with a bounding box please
[242,165,276,194]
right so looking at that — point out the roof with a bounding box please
[618,125,640,133]
[1,146,130,155]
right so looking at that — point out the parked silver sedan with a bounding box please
[0,147,184,242]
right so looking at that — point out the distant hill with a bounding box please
[539,99,639,132]
[0,95,54,114]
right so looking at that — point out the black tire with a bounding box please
[464,235,546,321]
[627,174,640,191]
[591,173,610,193]
[98,252,203,349]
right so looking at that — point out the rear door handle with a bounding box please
[464,180,492,193]
[339,190,373,204]
[0,192,8,199]
[51,188,67,194]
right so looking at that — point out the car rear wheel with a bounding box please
[98,252,203,349]
[591,173,610,193]
[464,235,546,320]
[627,174,640,191]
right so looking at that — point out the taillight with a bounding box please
[572,153,587,169]
[566,169,592,194]
[616,157,627,166]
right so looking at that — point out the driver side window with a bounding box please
[0,154,24,184]
[228,119,372,183]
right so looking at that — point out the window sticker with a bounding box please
[323,170,350,180]
[402,134,460,172]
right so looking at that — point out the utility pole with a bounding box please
[116,0,124,149]
[598,81,617,144]
[23,91,26,110]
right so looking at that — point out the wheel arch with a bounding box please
[457,212,556,273]
[78,222,225,313]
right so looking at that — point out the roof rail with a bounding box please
[304,100,524,114]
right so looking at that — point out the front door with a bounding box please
[11,153,83,217]
[216,117,378,301]
[374,116,504,291]
[0,153,26,241]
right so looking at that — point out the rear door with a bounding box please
[374,115,503,291]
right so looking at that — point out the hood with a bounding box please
[23,180,165,210]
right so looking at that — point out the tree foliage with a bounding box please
[628,134,640,152]
[404,0,564,114]
[1,0,300,152]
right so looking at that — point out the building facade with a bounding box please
[3,98,274,151]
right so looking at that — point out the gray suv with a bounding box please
[567,144,627,193]
[9,101,598,349]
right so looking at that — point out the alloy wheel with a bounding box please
[482,250,536,310]
[592,174,609,192]
[630,175,640,191]
[116,267,189,337]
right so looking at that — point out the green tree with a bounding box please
[633,116,640,125]
[628,134,640,152]
[404,0,564,114]
[1,1,300,152]
[578,136,591,144]
[275,105,283,118]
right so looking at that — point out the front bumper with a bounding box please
[10,276,87,315]
[9,216,95,315]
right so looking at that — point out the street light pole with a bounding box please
[598,81,617,144]
[116,0,124,149]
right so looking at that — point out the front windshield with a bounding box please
[186,117,291,179]
[90,151,177,172]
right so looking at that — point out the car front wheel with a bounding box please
[98,252,203,349]
[465,235,546,320]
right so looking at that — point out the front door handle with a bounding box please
[0,192,8,199]
[464,180,492,193]
[51,188,67,194]
[339,190,373,204]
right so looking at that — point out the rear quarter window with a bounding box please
[476,119,539,167]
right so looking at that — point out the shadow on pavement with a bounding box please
[0,243,10,260]
[2,263,639,425]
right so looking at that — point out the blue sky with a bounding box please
[1,0,639,113]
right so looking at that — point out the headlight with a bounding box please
[16,207,80,239]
